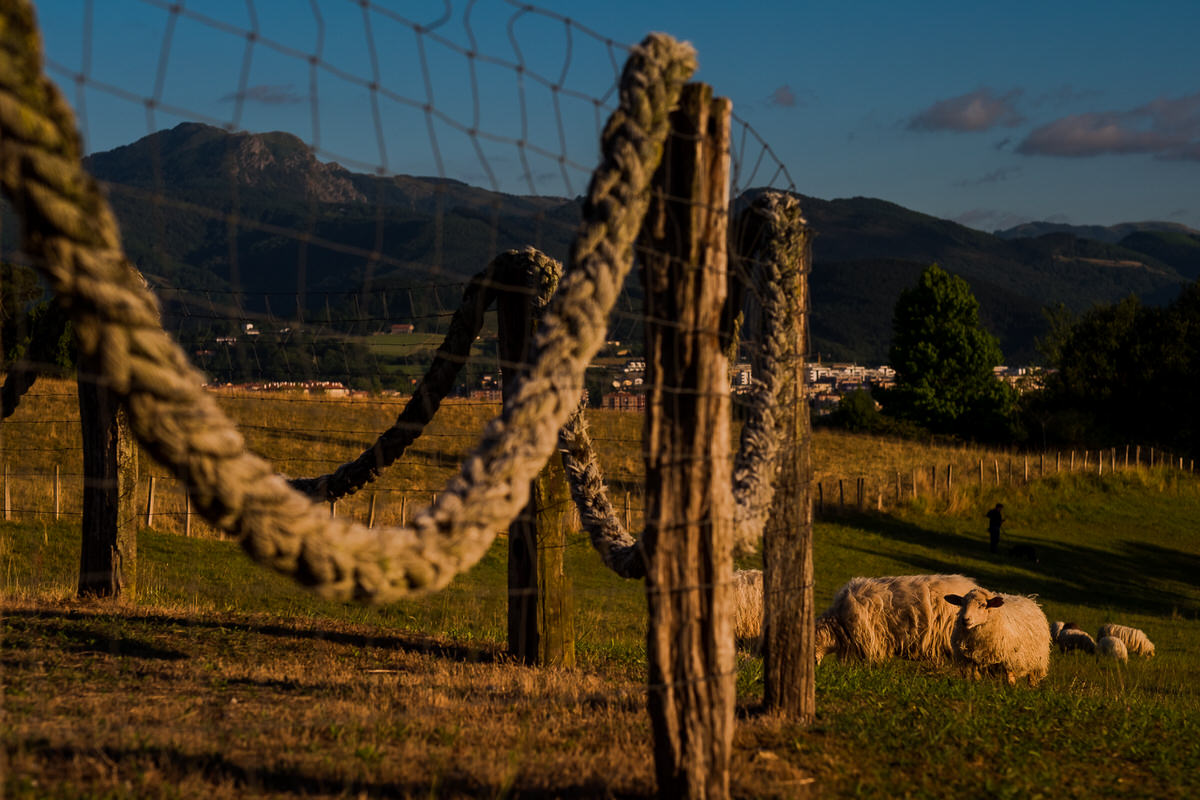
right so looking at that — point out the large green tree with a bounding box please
[882,263,1014,437]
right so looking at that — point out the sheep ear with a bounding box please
[944,594,964,606]
[986,596,1005,608]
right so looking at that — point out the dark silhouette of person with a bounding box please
[986,503,1005,553]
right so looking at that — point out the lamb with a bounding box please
[814,574,981,666]
[1097,623,1155,657]
[1049,620,1066,643]
[943,588,1051,686]
[1097,635,1129,663]
[1055,622,1096,655]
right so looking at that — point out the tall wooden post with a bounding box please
[640,82,734,799]
[496,250,565,665]
[733,194,815,723]
[77,363,138,599]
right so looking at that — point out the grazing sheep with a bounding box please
[943,588,1051,686]
[732,569,764,650]
[1097,623,1155,657]
[1049,620,1066,643]
[1097,635,1128,663]
[1056,623,1096,655]
[815,574,981,666]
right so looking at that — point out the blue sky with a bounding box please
[34,0,1200,231]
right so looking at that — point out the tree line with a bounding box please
[826,263,1200,461]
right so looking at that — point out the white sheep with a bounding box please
[732,568,764,650]
[943,587,1051,686]
[814,574,981,665]
[1097,635,1129,663]
[1056,623,1096,655]
[1097,623,1155,657]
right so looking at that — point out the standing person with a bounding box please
[985,503,1005,553]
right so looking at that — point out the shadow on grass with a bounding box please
[1,607,503,665]
[826,511,1200,617]
[11,743,655,800]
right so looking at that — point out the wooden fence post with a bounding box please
[839,478,845,507]
[496,249,564,666]
[946,464,953,495]
[54,464,60,521]
[640,82,735,797]
[367,492,377,529]
[144,476,155,528]
[978,459,983,485]
[1023,456,1029,482]
[735,192,817,723]
[183,491,191,538]
[3,462,8,521]
[78,364,138,599]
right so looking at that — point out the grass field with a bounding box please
[3,381,1200,797]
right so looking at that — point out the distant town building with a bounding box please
[390,323,415,334]
[602,391,646,412]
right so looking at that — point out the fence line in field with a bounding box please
[814,446,1197,515]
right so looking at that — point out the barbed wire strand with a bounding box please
[0,0,696,602]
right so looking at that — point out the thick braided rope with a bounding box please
[289,247,561,503]
[1,362,38,419]
[558,191,805,572]
[729,191,807,554]
[0,0,696,601]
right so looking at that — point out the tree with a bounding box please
[882,263,1014,438]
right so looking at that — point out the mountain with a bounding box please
[994,220,1200,244]
[52,122,1196,367]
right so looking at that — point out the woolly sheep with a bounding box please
[732,569,764,650]
[943,587,1051,686]
[1049,620,1066,643]
[1056,623,1096,655]
[814,574,981,666]
[1097,635,1129,663]
[1097,623,1155,657]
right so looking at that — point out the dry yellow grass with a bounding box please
[0,377,1150,534]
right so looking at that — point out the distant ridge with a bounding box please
[994,220,1200,244]
[45,122,1198,366]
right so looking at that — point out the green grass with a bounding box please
[3,445,1200,796]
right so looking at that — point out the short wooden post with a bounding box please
[367,492,377,529]
[496,249,563,666]
[183,491,191,538]
[329,499,336,517]
[78,364,138,599]
[947,464,953,495]
[912,469,918,499]
[144,476,156,528]
[817,482,823,513]
[1125,445,1130,469]
[399,494,407,526]
[856,477,864,510]
[993,459,999,485]
[978,459,983,485]
[3,462,8,521]
[1056,451,1061,473]
[1023,456,1029,482]
[54,464,61,521]
[1098,451,1104,476]
[896,470,903,503]
[640,82,735,798]
[930,465,936,496]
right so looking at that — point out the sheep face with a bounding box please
[944,590,1004,630]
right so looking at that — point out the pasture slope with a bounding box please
[2,444,1199,797]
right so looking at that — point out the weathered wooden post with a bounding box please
[144,475,155,527]
[496,248,568,666]
[77,364,138,599]
[53,464,60,521]
[3,462,8,521]
[640,81,735,798]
